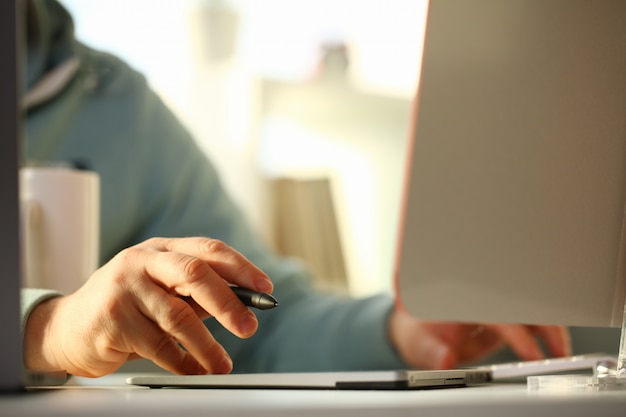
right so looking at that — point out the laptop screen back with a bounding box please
[0,0,25,390]
[396,0,626,327]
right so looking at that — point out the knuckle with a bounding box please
[201,238,229,257]
[106,250,141,287]
[142,236,164,247]
[151,333,179,360]
[105,270,128,288]
[160,297,197,334]
[114,245,143,267]
[177,255,210,284]
[103,297,127,323]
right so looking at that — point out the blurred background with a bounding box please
[60,0,429,297]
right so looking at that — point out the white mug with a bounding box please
[19,166,100,294]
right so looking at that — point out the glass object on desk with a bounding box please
[528,375,626,393]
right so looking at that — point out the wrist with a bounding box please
[24,296,66,372]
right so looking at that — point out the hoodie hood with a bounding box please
[26,0,78,91]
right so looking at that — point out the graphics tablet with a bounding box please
[126,369,492,390]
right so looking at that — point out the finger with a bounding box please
[134,283,234,374]
[414,329,457,369]
[134,247,259,338]
[129,313,209,375]
[142,237,273,292]
[533,325,572,357]
[180,296,210,320]
[388,312,456,370]
[488,324,544,361]
[455,326,505,364]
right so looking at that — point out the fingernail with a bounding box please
[240,312,258,336]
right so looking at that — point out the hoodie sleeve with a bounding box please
[20,288,62,334]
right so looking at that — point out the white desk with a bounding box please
[2,373,626,417]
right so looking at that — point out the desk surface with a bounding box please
[3,373,626,417]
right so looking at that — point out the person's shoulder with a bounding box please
[74,42,149,96]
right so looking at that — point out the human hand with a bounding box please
[388,308,571,370]
[23,237,274,378]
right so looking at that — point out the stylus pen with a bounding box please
[230,286,279,310]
